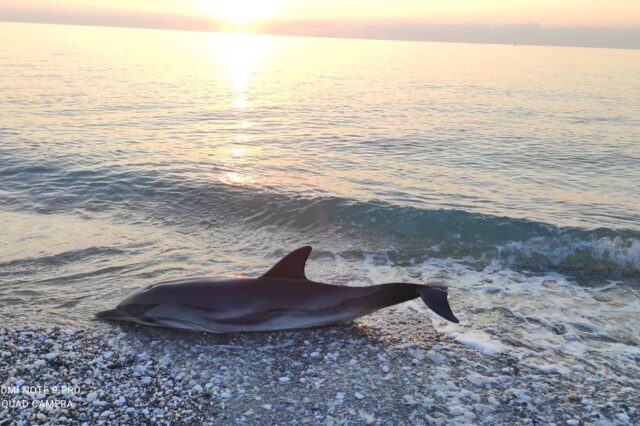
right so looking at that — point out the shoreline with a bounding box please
[1,310,636,425]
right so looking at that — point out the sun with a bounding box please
[201,0,279,29]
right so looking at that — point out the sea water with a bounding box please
[1,22,639,377]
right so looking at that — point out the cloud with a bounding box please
[0,6,222,32]
[1,6,639,49]
[258,20,640,49]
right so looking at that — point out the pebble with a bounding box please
[408,348,426,360]
[567,393,580,402]
[1,325,637,425]
[449,405,466,417]
[360,411,375,425]
[403,395,416,405]
[618,413,630,422]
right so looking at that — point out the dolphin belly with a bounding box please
[138,304,369,333]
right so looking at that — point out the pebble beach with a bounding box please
[1,307,637,425]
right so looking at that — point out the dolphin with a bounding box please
[96,246,459,332]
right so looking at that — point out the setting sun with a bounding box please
[200,0,279,29]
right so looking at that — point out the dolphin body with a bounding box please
[97,246,459,332]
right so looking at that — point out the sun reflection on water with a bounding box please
[208,33,274,187]
[214,33,273,110]
[231,147,245,158]
[221,171,253,185]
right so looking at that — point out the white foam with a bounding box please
[355,251,640,380]
[442,328,507,356]
[498,235,640,272]
[525,362,572,375]
[466,373,498,387]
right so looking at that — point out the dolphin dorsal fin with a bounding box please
[261,246,312,280]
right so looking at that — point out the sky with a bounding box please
[1,0,640,48]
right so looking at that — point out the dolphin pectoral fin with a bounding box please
[418,286,460,323]
[261,246,312,280]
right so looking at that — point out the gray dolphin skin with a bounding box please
[96,246,459,332]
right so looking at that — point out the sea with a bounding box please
[1,21,639,377]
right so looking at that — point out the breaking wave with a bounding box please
[2,160,639,276]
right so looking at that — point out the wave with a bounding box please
[1,160,639,276]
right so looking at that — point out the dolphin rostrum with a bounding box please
[96,246,459,332]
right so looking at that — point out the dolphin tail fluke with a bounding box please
[418,286,460,323]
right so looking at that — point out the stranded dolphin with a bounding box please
[96,246,459,332]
